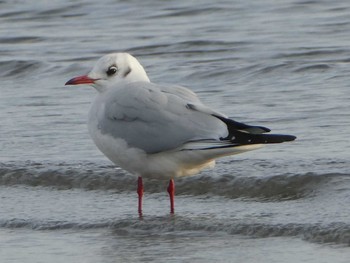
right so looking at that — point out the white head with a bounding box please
[65,53,150,92]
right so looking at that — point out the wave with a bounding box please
[0,60,44,78]
[273,48,349,59]
[293,64,331,73]
[0,161,348,200]
[1,216,349,245]
[1,4,84,22]
[0,36,44,44]
[125,40,247,57]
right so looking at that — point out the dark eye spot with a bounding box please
[123,66,132,78]
[106,66,118,76]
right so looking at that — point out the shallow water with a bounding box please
[1,0,350,262]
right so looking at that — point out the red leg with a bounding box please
[137,176,143,216]
[167,179,175,214]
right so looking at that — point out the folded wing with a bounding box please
[99,81,296,154]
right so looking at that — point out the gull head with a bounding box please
[65,53,150,92]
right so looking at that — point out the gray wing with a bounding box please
[98,82,228,154]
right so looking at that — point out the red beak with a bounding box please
[65,75,97,85]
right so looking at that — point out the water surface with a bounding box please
[1,0,350,262]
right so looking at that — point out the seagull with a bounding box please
[65,53,296,215]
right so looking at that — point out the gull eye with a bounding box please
[106,66,118,76]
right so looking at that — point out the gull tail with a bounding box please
[213,115,296,145]
[229,130,296,144]
[174,116,296,170]
[178,115,296,161]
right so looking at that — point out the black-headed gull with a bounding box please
[65,53,296,215]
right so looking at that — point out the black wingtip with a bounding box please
[213,115,271,134]
[285,135,297,141]
[230,132,297,144]
[212,114,296,144]
[267,134,297,143]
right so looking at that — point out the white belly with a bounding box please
[89,126,215,179]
